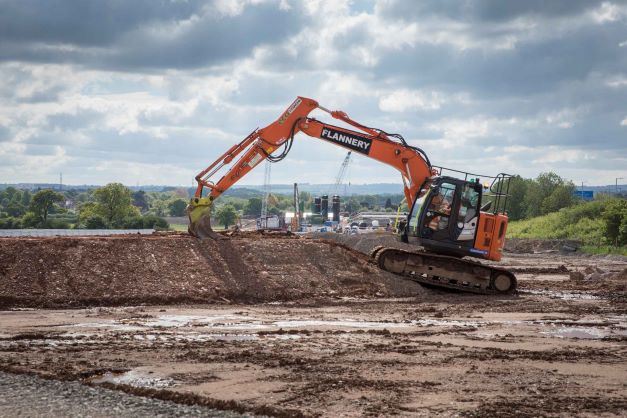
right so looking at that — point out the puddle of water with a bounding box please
[142,314,265,329]
[520,289,600,300]
[68,321,145,332]
[272,319,407,329]
[412,319,483,327]
[541,326,627,340]
[92,370,173,388]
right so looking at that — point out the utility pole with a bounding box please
[59,172,63,191]
[259,160,271,229]
[616,177,624,194]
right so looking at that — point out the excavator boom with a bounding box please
[188,96,434,238]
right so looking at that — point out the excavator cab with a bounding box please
[403,170,512,262]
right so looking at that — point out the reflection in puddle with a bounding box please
[272,320,407,329]
[45,312,627,343]
[413,319,483,327]
[519,290,600,300]
[91,370,173,388]
[541,326,627,340]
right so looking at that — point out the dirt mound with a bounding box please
[0,234,426,309]
[504,238,582,254]
[307,232,413,255]
[311,233,586,258]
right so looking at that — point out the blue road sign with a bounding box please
[574,190,594,201]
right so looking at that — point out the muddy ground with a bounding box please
[0,233,626,417]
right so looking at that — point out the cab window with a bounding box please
[409,191,428,232]
[458,184,480,222]
[422,182,455,236]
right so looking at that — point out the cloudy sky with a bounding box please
[1,0,626,187]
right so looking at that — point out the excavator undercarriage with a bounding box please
[371,246,517,295]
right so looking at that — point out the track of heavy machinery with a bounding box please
[371,246,517,295]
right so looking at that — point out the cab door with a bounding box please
[419,181,457,242]
[453,182,482,249]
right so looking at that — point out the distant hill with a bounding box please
[2,182,625,197]
[0,182,405,196]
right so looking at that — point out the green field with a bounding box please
[507,198,627,255]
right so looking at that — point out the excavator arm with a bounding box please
[188,96,435,238]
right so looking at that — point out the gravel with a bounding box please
[0,371,247,418]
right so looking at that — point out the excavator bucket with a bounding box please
[187,197,223,240]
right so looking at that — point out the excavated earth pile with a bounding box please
[308,231,413,255]
[0,233,425,309]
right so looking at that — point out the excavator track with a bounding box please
[370,246,517,295]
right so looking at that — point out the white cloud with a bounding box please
[0,2,625,187]
[606,75,627,87]
[533,148,592,164]
[379,89,446,112]
[591,2,627,23]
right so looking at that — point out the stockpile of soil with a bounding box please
[0,234,425,309]
[307,232,412,255]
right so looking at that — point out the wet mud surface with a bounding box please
[0,233,626,416]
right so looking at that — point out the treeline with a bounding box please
[0,183,175,229]
[1,171,618,231]
[504,172,577,221]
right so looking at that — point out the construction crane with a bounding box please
[291,182,301,232]
[328,151,351,197]
[258,160,271,229]
[188,96,516,294]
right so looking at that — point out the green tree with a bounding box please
[504,176,528,221]
[132,190,149,212]
[21,189,32,207]
[141,215,169,229]
[244,197,262,216]
[541,182,576,214]
[148,195,169,217]
[602,199,627,246]
[344,198,361,213]
[6,200,26,217]
[29,189,64,225]
[216,204,238,229]
[85,215,107,229]
[521,172,575,218]
[168,198,187,217]
[77,202,100,227]
[93,183,136,226]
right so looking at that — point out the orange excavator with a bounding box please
[188,97,517,294]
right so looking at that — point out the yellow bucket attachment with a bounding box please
[187,197,223,240]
